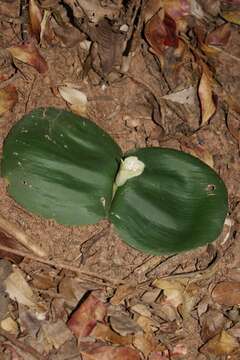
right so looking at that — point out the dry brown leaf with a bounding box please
[8,43,48,73]
[58,276,86,307]
[153,279,185,307]
[205,23,231,47]
[222,10,240,24]
[110,283,137,305]
[91,323,133,346]
[130,304,152,318]
[198,63,216,125]
[58,86,88,117]
[29,0,43,42]
[200,330,239,356]
[79,341,141,360]
[0,85,18,116]
[200,309,226,342]
[38,320,73,351]
[137,315,159,333]
[212,281,240,305]
[67,293,107,337]
[109,313,141,336]
[133,332,160,357]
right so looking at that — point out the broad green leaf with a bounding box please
[110,148,228,254]
[1,108,122,225]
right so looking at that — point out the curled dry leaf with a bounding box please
[29,0,43,42]
[0,85,18,116]
[8,43,48,73]
[58,86,88,117]
[198,63,216,125]
[110,283,137,305]
[67,293,107,337]
[205,23,231,47]
[145,9,178,59]
[4,267,46,318]
[212,281,240,305]
[200,330,239,356]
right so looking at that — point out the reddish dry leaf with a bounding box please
[145,10,179,58]
[29,0,43,42]
[90,322,132,346]
[67,293,107,337]
[80,344,141,360]
[8,43,48,73]
[212,281,240,305]
[0,85,18,116]
[198,63,216,125]
[200,330,239,356]
[205,23,231,46]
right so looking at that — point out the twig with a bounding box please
[0,328,48,360]
[0,215,48,258]
[0,243,120,286]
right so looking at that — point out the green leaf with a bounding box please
[110,148,228,254]
[1,108,122,225]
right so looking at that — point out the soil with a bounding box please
[0,1,240,359]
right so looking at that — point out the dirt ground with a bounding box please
[0,1,240,359]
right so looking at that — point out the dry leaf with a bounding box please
[58,86,88,117]
[133,332,159,357]
[222,10,240,24]
[161,86,196,105]
[137,315,159,333]
[91,323,133,346]
[58,276,86,307]
[153,279,185,307]
[0,85,18,116]
[8,43,48,73]
[110,283,137,305]
[38,320,73,351]
[145,10,179,59]
[79,342,141,360]
[0,317,19,334]
[131,304,152,318]
[212,281,240,305]
[205,23,231,47]
[4,267,46,317]
[109,313,141,336]
[29,0,43,42]
[198,63,216,125]
[200,330,239,355]
[181,144,214,168]
[67,293,107,337]
[200,309,226,342]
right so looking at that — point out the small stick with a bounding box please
[0,243,120,285]
[0,215,48,258]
